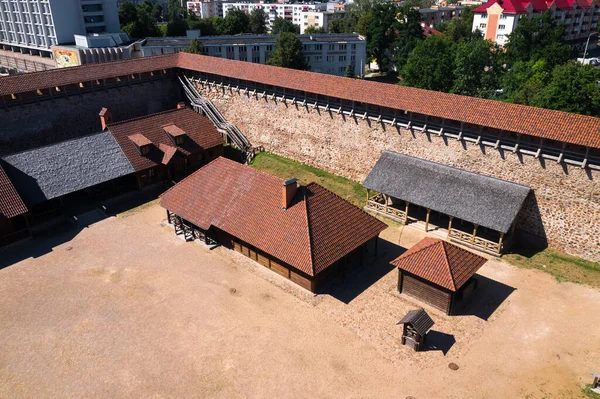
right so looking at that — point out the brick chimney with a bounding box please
[282,178,298,210]
[177,102,186,109]
[99,108,112,131]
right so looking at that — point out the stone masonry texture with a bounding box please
[197,85,600,262]
[0,79,181,155]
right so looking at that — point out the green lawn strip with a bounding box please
[249,152,366,207]
[504,248,600,289]
[583,385,600,399]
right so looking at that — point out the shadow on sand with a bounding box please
[423,330,456,355]
[320,238,406,304]
[452,275,516,321]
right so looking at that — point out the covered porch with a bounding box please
[363,151,530,256]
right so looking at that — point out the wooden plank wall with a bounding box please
[231,236,314,292]
[400,272,451,314]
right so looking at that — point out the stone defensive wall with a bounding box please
[0,53,598,261]
[192,82,600,262]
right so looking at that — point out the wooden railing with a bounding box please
[449,228,500,254]
[365,199,406,223]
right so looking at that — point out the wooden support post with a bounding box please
[365,189,369,206]
[497,233,504,255]
[425,208,431,232]
[383,194,388,213]
[447,216,453,239]
[404,202,409,225]
[471,224,478,244]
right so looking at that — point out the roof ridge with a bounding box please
[440,240,457,291]
[396,237,441,261]
[302,186,317,275]
[107,107,188,128]
[382,150,532,190]
[305,182,386,219]
[0,130,108,157]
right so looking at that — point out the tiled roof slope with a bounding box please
[391,238,487,291]
[0,164,27,219]
[1,53,599,149]
[1,132,135,206]
[160,157,387,276]
[0,54,178,96]
[176,53,600,149]
[108,107,223,171]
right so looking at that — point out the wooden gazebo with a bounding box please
[398,308,435,352]
[363,151,531,255]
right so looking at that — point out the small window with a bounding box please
[315,44,322,50]
[498,24,505,30]
[496,34,504,39]
[339,55,346,61]
[328,44,334,50]
[339,43,346,50]
[480,23,487,28]
[141,145,150,155]
[175,136,184,145]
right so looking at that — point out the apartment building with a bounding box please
[299,10,345,33]
[222,2,326,31]
[419,5,464,27]
[142,33,366,76]
[187,0,223,19]
[0,0,120,71]
[472,0,599,48]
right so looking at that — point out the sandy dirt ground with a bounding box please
[0,203,599,399]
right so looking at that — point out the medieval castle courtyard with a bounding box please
[1,201,599,399]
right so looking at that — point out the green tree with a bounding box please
[504,11,570,68]
[267,32,307,70]
[271,17,300,34]
[502,59,549,104]
[401,34,457,92]
[436,6,480,42]
[452,38,502,97]
[365,3,399,71]
[119,2,138,26]
[392,6,425,70]
[184,37,204,54]
[166,0,187,36]
[304,25,326,34]
[122,3,160,38]
[249,9,268,34]
[530,62,600,115]
[222,9,251,35]
[345,63,355,78]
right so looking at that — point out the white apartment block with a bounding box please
[0,0,120,59]
[222,2,326,31]
[472,0,600,48]
[141,33,366,77]
[299,10,345,34]
[187,0,223,19]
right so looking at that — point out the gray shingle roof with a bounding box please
[1,132,134,206]
[397,308,435,336]
[362,151,531,233]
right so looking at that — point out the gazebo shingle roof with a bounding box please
[159,157,387,276]
[397,309,435,335]
[362,151,531,233]
[391,237,487,291]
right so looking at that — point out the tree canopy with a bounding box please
[266,32,307,70]
[271,17,300,34]
[249,9,268,34]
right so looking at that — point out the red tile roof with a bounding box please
[1,53,600,149]
[159,157,387,276]
[128,133,152,147]
[0,164,27,219]
[163,124,187,137]
[0,54,178,96]
[390,238,487,291]
[108,107,223,172]
[473,0,529,13]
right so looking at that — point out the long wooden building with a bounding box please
[363,151,531,255]
[160,157,388,292]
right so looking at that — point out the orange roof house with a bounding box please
[160,157,388,292]
[391,238,487,314]
[106,106,224,187]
